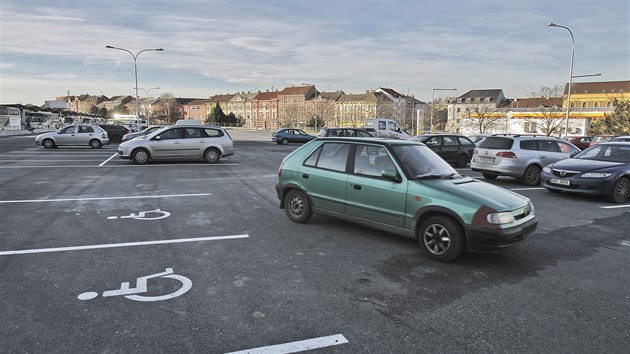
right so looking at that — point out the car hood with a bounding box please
[549,158,624,171]
[415,177,529,211]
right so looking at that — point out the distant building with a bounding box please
[251,91,279,130]
[335,90,394,127]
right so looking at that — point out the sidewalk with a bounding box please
[0,129,49,137]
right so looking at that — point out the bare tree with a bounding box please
[526,85,565,136]
[460,92,503,134]
[152,93,178,124]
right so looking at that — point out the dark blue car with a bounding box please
[272,128,316,145]
[541,142,630,203]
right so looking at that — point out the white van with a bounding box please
[0,106,23,130]
[364,118,410,140]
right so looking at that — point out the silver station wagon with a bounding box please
[117,121,234,164]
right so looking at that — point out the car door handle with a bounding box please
[174,141,181,144]
[353,184,362,190]
[302,174,309,179]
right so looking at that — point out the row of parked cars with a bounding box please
[35,120,235,164]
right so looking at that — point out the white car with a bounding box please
[117,123,234,164]
[35,124,109,149]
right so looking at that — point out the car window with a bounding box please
[78,126,94,133]
[479,137,513,149]
[353,145,395,177]
[558,141,579,154]
[203,128,223,137]
[378,121,386,130]
[520,140,537,150]
[157,128,182,140]
[305,143,350,172]
[344,130,357,137]
[392,145,458,178]
[425,137,441,146]
[297,130,307,135]
[538,140,560,152]
[183,128,202,138]
[443,136,457,146]
[458,136,474,145]
[357,130,372,137]
[60,126,76,134]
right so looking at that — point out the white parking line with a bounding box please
[0,234,250,256]
[510,187,546,191]
[99,153,118,166]
[599,204,630,209]
[0,193,211,204]
[622,241,630,247]
[0,163,239,169]
[0,159,106,162]
[226,334,348,354]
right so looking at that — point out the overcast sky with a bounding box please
[1,0,628,105]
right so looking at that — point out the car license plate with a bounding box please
[550,178,570,186]
[479,157,494,163]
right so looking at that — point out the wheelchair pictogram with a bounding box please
[78,268,192,302]
[107,208,171,220]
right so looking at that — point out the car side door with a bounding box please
[536,139,564,166]
[181,127,205,159]
[296,129,311,143]
[149,127,183,159]
[56,125,77,145]
[75,125,96,146]
[299,142,351,214]
[345,144,407,227]
[440,136,460,163]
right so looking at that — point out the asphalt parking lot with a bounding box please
[1,131,629,353]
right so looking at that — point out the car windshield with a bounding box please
[392,145,461,179]
[574,144,630,163]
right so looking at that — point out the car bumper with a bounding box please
[470,159,526,178]
[541,173,613,196]
[464,216,538,253]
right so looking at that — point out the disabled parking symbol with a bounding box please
[78,268,192,302]
[107,208,171,220]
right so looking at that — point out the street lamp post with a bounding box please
[547,23,574,138]
[106,46,163,125]
[136,86,160,98]
[431,88,456,133]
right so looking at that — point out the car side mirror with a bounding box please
[381,168,402,183]
[154,135,161,141]
[570,152,577,158]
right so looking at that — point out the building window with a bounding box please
[607,102,612,107]
[594,102,600,108]
[582,102,587,108]
[570,102,576,108]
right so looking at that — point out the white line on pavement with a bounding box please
[510,187,546,191]
[0,163,239,169]
[599,204,630,209]
[0,159,106,162]
[0,193,211,204]
[622,241,630,246]
[226,334,348,354]
[0,234,250,256]
[99,153,118,166]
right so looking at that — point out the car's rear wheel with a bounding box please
[608,177,630,203]
[284,190,312,223]
[42,139,55,149]
[281,138,289,145]
[455,154,469,168]
[418,215,464,262]
[482,172,497,180]
[203,148,220,164]
[110,134,122,143]
[521,165,541,186]
[89,139,102,149]
[132,148,150,165]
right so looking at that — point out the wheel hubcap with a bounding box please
[423,224,450,255]
[207,151,218,162]
[616,180,629,201]
[136,152,148,163]
[289,196,303,217]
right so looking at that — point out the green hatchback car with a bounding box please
[276,137,538,261]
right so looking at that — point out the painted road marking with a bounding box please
[79,268,192,302]
[599,204,630,209]
[226,334,349,354]
[0,234,249,256]
[622,241,630,246]
[0,159,109,162]
[0,193,211,204]
[510,187,546,191]
[107,208,171,220]
[99,153,118,166]
[0,163,239,169]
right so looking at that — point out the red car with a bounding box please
[567,136,592,150]
[589,135,616,147]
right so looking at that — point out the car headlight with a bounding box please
[486,212,515,225]
[581,172,612,178]
[542,166,551,173]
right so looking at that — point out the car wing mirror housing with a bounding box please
[570,152,577,158]
[382,168,402,183]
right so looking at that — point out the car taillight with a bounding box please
[278,162,284,177]
[496,151,516,158]
[102,132,108,139]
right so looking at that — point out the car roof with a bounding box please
[316,137,421,146]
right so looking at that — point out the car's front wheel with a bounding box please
[418,215,465,262]
[281,138,289,145]
[609,177,630,203]
[42,139,55,149]
[89,139,102,149]
[132,148,150,165]
[284,190,312,223]
[521,165,541,186]
[482,172,497,180]
[455,154,469,168]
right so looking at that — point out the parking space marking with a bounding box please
[622,241,630,247]
[599,204,630,209]
[510,187,546,191]
[0,193,211,204]
[0,159,107,162]
[0,234,249,256]
[0,163,239,169]
[99,153,118,166]
[226,334,348,354]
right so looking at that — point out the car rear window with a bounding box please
[478,137,514,149]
